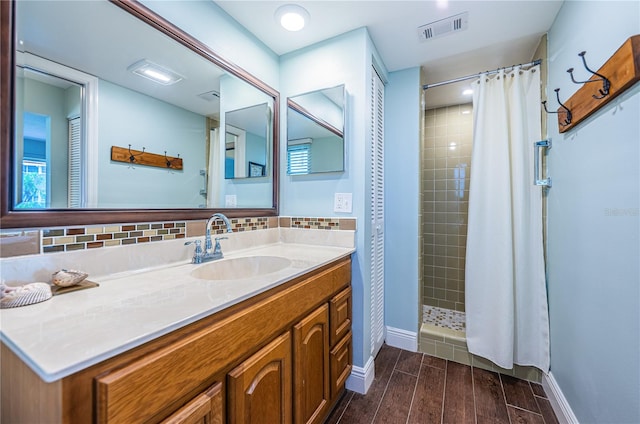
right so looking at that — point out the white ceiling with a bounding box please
[216,0,564,108]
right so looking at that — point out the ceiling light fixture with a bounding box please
[275,4,310,32]
[128,59,183,85]
[462,89,473,96]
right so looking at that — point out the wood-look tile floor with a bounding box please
[326,344,559,424]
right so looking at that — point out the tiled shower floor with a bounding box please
[422,305,466,332]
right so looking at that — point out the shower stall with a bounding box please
[419,96,544,383]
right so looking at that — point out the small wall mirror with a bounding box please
[286,85,345,175]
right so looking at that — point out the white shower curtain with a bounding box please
[465,65,550,372]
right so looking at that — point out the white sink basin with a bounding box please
[190,256,292,280]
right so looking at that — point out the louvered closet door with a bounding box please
[370,67,385,357]
[68,116,82,208]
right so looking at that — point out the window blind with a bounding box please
[287,144,311,175]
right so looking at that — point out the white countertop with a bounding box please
[0,229,354,383]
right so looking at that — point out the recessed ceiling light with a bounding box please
[128,59,183,86]
[275,4,310,31]
[462,89,473,96]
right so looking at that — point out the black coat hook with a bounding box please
[566,51,610,99]
[128,144,145,163]
[165,151,180,168]
[542,88,572,127]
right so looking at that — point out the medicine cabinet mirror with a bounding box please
[286,85,345,175]
[224,103,270,180]
[0,0,279,228]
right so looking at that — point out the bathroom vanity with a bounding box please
[1,233,354,424]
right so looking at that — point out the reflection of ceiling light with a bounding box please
[275,4,310,31]
[449,142,457,150]
[128,59,183,85]
[462,89,473,95]
[462,110,471,114]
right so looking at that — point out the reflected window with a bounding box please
[18,112,48,208]
[287,143,311,175]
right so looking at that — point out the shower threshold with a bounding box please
[420,304,542,382]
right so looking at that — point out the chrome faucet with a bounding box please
[205,212,232,251]
[185,213,233,264]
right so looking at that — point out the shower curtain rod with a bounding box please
[422,59,542,90]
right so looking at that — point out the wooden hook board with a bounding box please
[111,146,183,170]
[558,34,640,133]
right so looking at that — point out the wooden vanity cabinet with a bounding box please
[0,256,352,424]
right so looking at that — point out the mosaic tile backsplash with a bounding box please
[0,216,356,258]
[41,222,187,253]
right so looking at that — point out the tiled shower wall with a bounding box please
[422,103,473,312]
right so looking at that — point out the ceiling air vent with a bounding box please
[197,90,220,102]
[417,12,468,42]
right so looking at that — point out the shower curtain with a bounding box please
[465,65,550,372]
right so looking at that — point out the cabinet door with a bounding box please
[330,332,352,399]
[329,287,352,346]
[160,382,222,424]
[293,304,330,424]
[228,332,292,424]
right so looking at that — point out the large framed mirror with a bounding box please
[286,85,345,175]
[0,0,279,228]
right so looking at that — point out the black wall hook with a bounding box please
[542,88,572,127]
[128,144,145,163]
[566,51,610,99]
[165,151,180,168]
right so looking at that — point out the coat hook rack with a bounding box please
[111,145,183,170]
[128,144,145,163]
[556,35,639,133]
[566,51,611,99]
[543,88,572,127]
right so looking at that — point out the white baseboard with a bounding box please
[542,371,579,424]
[346,355,374,394]
[385,326,418,352]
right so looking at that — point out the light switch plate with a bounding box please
[334,193,353,213]
[225,195,237,207]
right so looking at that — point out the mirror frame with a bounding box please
[0,0,279,229]
[287,98,344,139]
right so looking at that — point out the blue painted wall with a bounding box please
[280,28,388,373]
[140,0,279,89]
[98,80,206,208]
[546,2,640,422]
[384,67,421,335]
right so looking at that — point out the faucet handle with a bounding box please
[184,240,203,264]
[213,237,228,257]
